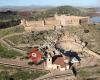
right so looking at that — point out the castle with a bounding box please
[21,14,89,31]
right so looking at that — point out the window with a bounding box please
[49,59,51,61]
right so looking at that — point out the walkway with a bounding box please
[35,70,75,80]
[0,32,28,55]
[0,58,45,71]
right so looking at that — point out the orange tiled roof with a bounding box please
[52,55,65,68]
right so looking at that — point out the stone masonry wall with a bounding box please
[21,15,89,31]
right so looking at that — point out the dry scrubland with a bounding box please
[3,24,100,54]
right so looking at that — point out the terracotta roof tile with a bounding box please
[52,55,65,68]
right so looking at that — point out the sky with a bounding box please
[0,0,99,7]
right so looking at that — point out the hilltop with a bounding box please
[0,5,52,11]
[25,6,87,21]
[0,5,100,80]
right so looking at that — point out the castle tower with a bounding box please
[20,19,28,27]
[46,54,52,68]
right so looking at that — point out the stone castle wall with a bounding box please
[55,15,89,26]
[21,15,89,31]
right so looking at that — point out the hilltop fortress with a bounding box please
[21,14,89,31]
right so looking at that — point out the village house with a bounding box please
[45,54,67,71]
[28,46,81,71]
[21,14,89,31]
[45,52,81,71]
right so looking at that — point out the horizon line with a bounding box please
[0,4,99,8]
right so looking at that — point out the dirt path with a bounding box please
[0,58,45,71]
[34,70,75,80]
[0,32,28,55]
[1,32,27,39]
[0,39,27,55]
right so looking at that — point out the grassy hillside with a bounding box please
[64,24,100,54]
[5,24,100,54]
[0,64,47,80]
[0,25,25,38]
[27,6,87,20]
[78,66,100,80]
[0,43,22,59]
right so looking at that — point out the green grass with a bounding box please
[78,69,92,77]
[0,64,48,80]
[10,70,46,80]
[6,35,25,45]
[0,43,22,59]
[78,67,100,78]
[0,19,11,22]
[5,30,58,52]
[19,47,32,52]
[0,25,25,38]
[4,25,100,54]
[6,30,56,45]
